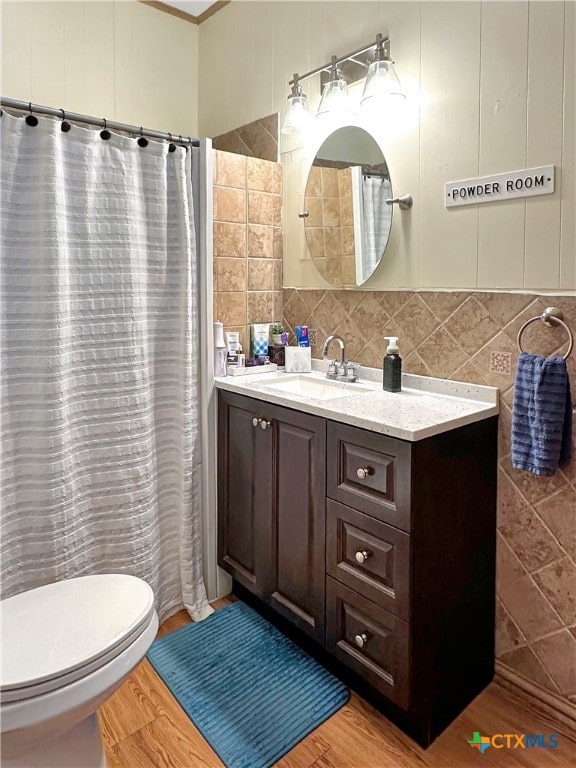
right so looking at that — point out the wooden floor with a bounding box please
[99,598,576,768]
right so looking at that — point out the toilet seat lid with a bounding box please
[1,574,155,695]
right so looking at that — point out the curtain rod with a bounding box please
[0,97,200,147]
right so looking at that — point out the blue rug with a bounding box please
[147,601,349,768]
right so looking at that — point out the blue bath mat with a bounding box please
[147,601,349,768]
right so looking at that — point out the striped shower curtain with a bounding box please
[0,111,211,622]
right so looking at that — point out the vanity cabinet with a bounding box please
[218,390,326,642]
[217,389,498,746]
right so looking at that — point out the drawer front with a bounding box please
[326,500,410,620]
[326,578,410,709]
[327,422,412,532]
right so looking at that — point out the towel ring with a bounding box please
[517,307,573,360]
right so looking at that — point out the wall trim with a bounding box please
[495,661,576,734]
[283,286,576,298]
[139,1,230,25]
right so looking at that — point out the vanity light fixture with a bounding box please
[280,33,404,135]
[280,75,312,135]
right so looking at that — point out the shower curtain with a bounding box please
[0,111,212,622]
[360,174,392,284]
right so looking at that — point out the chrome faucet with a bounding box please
[322,335,359,382]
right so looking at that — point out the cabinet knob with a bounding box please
[356,467,374,480]
[260,420,271,430]
[354,632,368,649]
[355,550,371,564]
[252,417,261,428]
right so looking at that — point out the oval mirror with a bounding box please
[303,126,392,287]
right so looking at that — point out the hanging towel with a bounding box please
[511,352,572,477]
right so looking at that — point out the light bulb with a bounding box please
[281,78,312,135]
[361,59,405,111]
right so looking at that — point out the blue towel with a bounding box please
[511,352,572,477]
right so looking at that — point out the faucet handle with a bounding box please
[326,360,337,379]
[346,363,360,382]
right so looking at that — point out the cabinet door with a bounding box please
[218,391,273,598]
[268,404,326,643]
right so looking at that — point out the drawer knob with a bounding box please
[354,632,368,649]
[356,466,374,480]
[252,417,261,427]
[259,420,271,430]
[355,550,372,564]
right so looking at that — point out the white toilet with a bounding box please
[0,574,159,768]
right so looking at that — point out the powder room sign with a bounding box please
[445,165,555,208]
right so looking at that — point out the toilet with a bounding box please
[0,574,159,768]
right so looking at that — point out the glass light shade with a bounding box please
[361,59,405,109]
[316,77,357,118]
[281,94,312,135]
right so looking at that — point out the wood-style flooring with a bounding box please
[98,598,576,768]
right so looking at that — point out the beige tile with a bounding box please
[246,156,274,193]
[533,557,576,625]
[282,291,312,332]
[419,291,471,320]
[375,291,411,316]
[322,198,340,227]
[215,187,246,223]
[273,261,283,292]
[306,228,325,260]
[330,291,364,316]
[214,150,245,188]
[247,259,274,291]
[351,294,385,339]
[272,163,283,195]
[338,167,352,196]
[470,330,518,389]
[535,486,576,559]
[393,295,439,348]
[326,257,344,286]
[248,191,274,225]
[401,350,431,376]
[498,493,563,572]
[342,256,356,286]
[273,291,283,324]
[499,646,559,692]
[342,226,355,256]
[333,316,365,361]
[501,454,568,505]
[340,196,353,227]
[273,194,282,227]
[313,257,326,278]
[247,291,274,324]
[476,292,533,326]
[531,630,576,696]
[214,222,246,258]
[495,598,527,656]
[217,258,246,292]
[312,293,346,334]
[247,224,273,258]
[447,296,501,352]
[304,198,323,227]
[415,327,468,379]
[321,167,338,196]
[216,292,246,327]
[273,227,283,260]
[324,227,342,257]
[306,167,322,197]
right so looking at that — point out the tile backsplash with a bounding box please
[213,150,283,352]
[284,288,576,705]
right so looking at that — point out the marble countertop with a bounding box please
[214,360,499,442]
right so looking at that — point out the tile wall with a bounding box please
[213,150,283,352]
[283,288,576,704]
[213,114,278,162]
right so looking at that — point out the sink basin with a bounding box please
[258,375,371,401]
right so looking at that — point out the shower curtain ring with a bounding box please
[26,102,38,127]
[168,133,176,153]
[60,108,71,133]
[100,118,111,141]
[137,126,148,148]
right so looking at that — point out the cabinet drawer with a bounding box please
[326,578,410,709]
[327,422,412,531]
[326,500,410,620]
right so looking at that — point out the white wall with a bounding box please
[199,1,575,293]
[0,0,199,136]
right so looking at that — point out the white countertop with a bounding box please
[214,360,499,442]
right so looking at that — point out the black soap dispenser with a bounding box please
[383,336,402,392]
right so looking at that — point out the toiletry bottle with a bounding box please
[383,336,401,392]
[214,322,227,377]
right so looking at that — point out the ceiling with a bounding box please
[149,1,228,23]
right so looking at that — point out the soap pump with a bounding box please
[383,336,402,392]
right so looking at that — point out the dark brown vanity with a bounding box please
[217,388,498,747]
